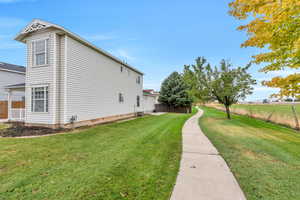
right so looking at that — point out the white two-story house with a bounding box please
[11,19,144,128]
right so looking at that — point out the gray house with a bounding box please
[0,62,25,120]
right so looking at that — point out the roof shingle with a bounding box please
[0,62,26,73]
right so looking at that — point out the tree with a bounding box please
[184,57,256,119]
[229,0,300,99]
[182,62,211,104]
[158,72,192,108]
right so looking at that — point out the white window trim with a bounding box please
[31,85,49,113]
[32,37,49,67]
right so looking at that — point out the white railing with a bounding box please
[10,108,25,121]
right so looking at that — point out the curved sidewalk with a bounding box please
[170,109,246,200]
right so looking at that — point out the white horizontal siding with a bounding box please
[143,95,156,113]
[65,36,143,123]
[24,30,56,124]
[0,70,25,100]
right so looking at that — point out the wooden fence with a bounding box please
[0,101,25,119]
[154,104,191,113]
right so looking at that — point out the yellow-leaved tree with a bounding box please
[229,0,300,100]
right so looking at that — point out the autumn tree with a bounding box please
[184,57,256,119]
[229,0,300,99]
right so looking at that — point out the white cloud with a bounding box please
[253,86,278,92]
[0,17,26,28]
[110,49,136,62]
[0,0,35,3]
[143,83,161,91]
[0,42,23,50]
[0,0,18,2]
[263,69,297,77]
[84,34,116,42]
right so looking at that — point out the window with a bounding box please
[31,86,48,112]
[32,39,49,66]
[137,95,140,107]
[136,76,141,84]
[120,66,123,72]
[119,93,124,103]
[127,69,131,76]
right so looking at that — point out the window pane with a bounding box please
[34,87,45,98]
[31,89,34,112]
[31,86,48,113]
[46,87,48,112]
[36,53,45,65]
[34,100,45,112]
[35,40,45,53]
[137,96,140,107]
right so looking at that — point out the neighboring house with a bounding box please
[8,19,145,128]
[143,89,159,113]
[0,62,25,120]
[0,62,25,100]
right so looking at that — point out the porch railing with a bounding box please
[10,108,25,121]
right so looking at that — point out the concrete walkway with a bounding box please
[170,109,246,200]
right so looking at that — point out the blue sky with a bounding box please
[0,0,296,101]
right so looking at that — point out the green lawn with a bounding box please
[199,106,300,200]
[0,112,193,200]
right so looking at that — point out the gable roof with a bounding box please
[0,62,26,74]
[15,19,143,75]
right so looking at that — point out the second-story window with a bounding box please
[136,76,141,84]
[32,39,49,66]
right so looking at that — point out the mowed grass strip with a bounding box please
[199,106,300,200]
[0,112,193,200]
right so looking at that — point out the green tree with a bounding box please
[185,57,256,119]
[183,58,211,104]
[158,72,192,108]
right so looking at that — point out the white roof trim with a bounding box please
[0,68,25,75]
[15,19,143,75]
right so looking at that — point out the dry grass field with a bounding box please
[207,103,300,129]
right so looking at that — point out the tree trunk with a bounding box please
[225,105,231,119]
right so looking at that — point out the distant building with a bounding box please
[143,89,159,113]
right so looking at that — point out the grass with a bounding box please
[209,103,300,129]
[231,103,300,119]
[0,112,194,200]
[199,106,300,200]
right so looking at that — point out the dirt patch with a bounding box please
[0,124,69,137]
